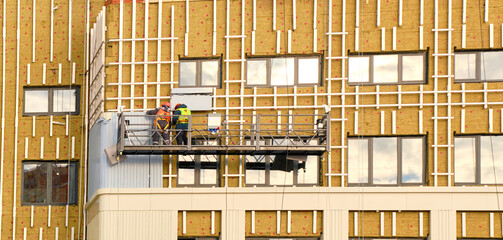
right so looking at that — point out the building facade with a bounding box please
[2,0,503,239]
[0,0,106,239]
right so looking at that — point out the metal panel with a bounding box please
[171,87,213,111]
[88,210,177,240]
[88,113,162,200]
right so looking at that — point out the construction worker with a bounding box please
[146,102,172,145]
[171,103,191,145]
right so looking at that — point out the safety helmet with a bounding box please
[175,103,182,110]
[162,102,171,108]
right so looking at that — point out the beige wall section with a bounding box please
[86,187,503,240]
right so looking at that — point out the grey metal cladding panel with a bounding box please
[88,118,106,200]
[171,87,213,94]
[170,95,212,111]
[87,114,162,200]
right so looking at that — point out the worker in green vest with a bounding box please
[171,103,191,145]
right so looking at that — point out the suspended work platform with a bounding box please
[117,112,330,156]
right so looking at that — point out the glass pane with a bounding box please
[348,139,368,183]
[374,55,398,83]
[270,166,293,185]
[402,55,424,81]
[245,140,266,185]
[179,62,197,86]
[402,138,423,183]
[271,58,295,86]
[23,163,48,204]
[270,140,293,185]
[52,163,69,204]
[53,89,77,113]
[348,57,370,83]
[481,52,503,80]
[200,141,218,185]
[246,155,266,185]
[454,53,476,80]
[480,136,503,184]
[25,90,49,113]
[297,155,318,184]
[298,58,319,84]
[373,138,398,184]
[178,155,195,185]
[201,61,219,86]
[454,137,476,183]
[246,60,267,85]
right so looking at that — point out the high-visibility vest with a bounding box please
[155,108,171,130]
[176,108,191,125]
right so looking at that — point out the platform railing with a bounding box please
[117,112,330,155]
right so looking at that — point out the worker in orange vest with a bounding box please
[147,102,172,145]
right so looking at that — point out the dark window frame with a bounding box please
[21,161,79,206]
[244,139,321,187]
[245,54,323,87]
[453,134,503,185]
[178,57,222,88]
[347,51,428,86]
[347,136,427,187]
[454,49,503,83]
[23,86,81,116]
[177,139,221,187]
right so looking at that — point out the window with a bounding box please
[245,139,320,186]
[177,141,220,187]
[348,52,427,85]
[23,87,80,116]
[179,58,221,87]
[454,135,503,185]
[454,50,503,82]
[246,55,321,87]
[347,136,425,186]
[22,161,78,205]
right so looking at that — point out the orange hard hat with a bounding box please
[162,102,171,108]
[175,103,182,110]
